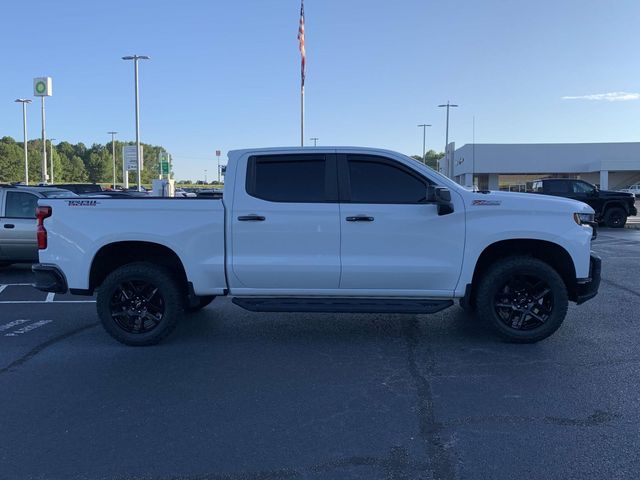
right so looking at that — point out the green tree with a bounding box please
[0,137,23,182]
[412,150,444,170]
[85,151,110,182]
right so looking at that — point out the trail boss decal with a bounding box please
[67,200,100,207]
[472,199,502,206]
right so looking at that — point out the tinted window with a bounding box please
[5,191,38,218]
[572,181,593,194]
[248,155,327,202]
[545,181,569,194]
[347,155,428,203]
[42,190,77,198]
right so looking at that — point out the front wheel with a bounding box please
[475,257,568,343]
[604,207,627,228]
[96,262,184,346]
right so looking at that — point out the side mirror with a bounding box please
[427,186,454,216]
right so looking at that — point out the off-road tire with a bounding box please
[476,256,568,343]
[96,262,184,346]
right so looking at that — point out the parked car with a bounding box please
[619,184,640,198]
[0,185,76,266]
[529,178,637,228]
[34,147,600,346]
[195,188,223,199]
[53,183,103,194]
[175,188,197,198]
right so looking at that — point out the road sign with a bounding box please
[123,145,143,171]
[158,152,170,175]
[33,77,52,97]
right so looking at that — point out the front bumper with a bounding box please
[32,264,68,294]
[575,254,601,305]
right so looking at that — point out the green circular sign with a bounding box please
[35,81,46,94]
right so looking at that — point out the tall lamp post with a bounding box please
[437,101,458,176]
[15,99,32,185]
[108,132,118,189]
[417,124,431,164]
[49,138,56,183]
[310,137,319,146]
[122,55,150,191]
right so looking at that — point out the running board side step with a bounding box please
[232,297,454,314]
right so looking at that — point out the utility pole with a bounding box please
[108,132,118,188]
[204,169,208,184]
[437,101,459,176]
[310,137,319,146]
[122,55,150,191]
[49,138,56,183]
[417,124,431,164]
[15,99,32,185]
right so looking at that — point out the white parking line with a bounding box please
[5,320,53,336]
[0,285,7,295]
[0,319,31,332]
[0,300,95,304]
[45,293,55,302]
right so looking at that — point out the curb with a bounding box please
[625,222,640,230]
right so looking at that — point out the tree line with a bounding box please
[411,150,444,170]
[0,136,170,185]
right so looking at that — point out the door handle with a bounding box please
[237,215,266,221]
[3,224,15,229]
[346,216,374,222]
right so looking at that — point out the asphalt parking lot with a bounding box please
[1,228,639,480]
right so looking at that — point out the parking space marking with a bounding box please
[0,285,7,295]
[45,293,55,303]
[0,319,31,333]
[0,300,95,304]
[5,320,53,337]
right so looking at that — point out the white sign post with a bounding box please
[122,145,143,189]
[33,77,52,183]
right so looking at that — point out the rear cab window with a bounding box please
[4,191,38,218]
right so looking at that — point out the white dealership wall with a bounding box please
[450,142,640,190]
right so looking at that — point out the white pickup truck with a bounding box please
[33,147,601,346]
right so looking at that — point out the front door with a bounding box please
[230,153,341,293]
[338,154,465,296]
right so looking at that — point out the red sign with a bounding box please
[215,150,221,157]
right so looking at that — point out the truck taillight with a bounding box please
[36,206,52,250]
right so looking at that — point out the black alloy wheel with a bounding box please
[494,274,553,331]
[110,280,165,334]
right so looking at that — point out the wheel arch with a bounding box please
[467,239,579,305]
[89,241,189,294]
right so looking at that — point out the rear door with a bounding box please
[0,190,39,262]
[230,153,341,292]
[338,154,465,295]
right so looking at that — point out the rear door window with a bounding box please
[4,191,38,218]
[545,181,570,194]
[246,154,336,202]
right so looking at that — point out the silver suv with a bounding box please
[0,185,76,266]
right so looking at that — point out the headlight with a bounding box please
[574,212,595,225]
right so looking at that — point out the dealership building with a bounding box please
[446,142,640,191]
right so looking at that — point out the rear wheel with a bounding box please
[96,262,184,346]
[604,207,627,228]
[476,256,568,343]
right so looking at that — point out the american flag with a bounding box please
[298,0,305,88]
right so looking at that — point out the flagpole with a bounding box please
[301,85,304,147]
[298,0,305,147]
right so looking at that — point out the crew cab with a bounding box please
[529,178,637,228]
[33,147,601,345]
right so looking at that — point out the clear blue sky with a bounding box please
[2,0,639,180]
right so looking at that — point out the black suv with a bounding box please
[530,178,637,228]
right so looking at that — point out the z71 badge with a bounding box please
[472,199,501,206]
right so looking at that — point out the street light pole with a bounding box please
[310,137,319,146]
[40,96,48,184]
[205,169,208,184]
[108,132,118,189]
[15,99,32,185]
[49,138,55,183]
[417,124,431,164]
[122,54,150,191]
[437,101,459,176]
